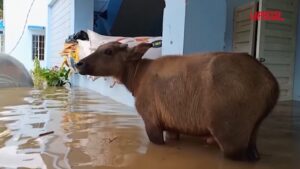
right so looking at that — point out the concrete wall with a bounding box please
[72,75,135,107]
[294,2,300,101]
[162,0,186,55]
[4,0,47,71]
[184,0,227,54]
[163,0,250,55]
[163,0,227,55]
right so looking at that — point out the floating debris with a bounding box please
[38,131,54,137]
[108,136,118,143]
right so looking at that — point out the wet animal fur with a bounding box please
[76,42,279,161]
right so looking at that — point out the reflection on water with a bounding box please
[0,87,299,169]
[0,87,146,169]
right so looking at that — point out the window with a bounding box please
[32,35,45,60]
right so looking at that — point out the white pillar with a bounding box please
[162,0,186,55]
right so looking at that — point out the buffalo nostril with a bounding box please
[76,62,84,67]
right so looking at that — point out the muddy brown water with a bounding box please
[0,87,299,169]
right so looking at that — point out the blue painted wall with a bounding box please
[294,2,300,101]
[163,0,251,54]
[74,0,94,32]
[183,0,227,54]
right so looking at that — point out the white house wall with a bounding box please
[4,0,47,71]
[47,0,73,68]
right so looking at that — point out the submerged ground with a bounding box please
[0,87,299,169]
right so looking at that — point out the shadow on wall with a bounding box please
[0,54,33,88]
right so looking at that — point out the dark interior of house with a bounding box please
[93,0,165,36]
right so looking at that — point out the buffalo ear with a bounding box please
[127,43,152,61]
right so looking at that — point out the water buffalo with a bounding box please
[75,42,279,161]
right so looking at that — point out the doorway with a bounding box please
[233,0,299,101]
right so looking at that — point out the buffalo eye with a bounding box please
[104,49,113,55]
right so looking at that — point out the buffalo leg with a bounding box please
[246,127,260,161]
[145,122,164,145]
[209,127,250,161]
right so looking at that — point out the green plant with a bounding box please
[32,56,45,88]
[32,56,71,88]
[42,66,71,87]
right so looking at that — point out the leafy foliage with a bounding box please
[0,0,3,19]
[42,66,71,87]
[32,56,71,88]
[32,56,45,88]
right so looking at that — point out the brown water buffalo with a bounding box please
[75,42,279,161]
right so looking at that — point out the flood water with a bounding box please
[0,87,299,169]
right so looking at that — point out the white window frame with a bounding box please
[32,34,45,61]
[0,32,4,53]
